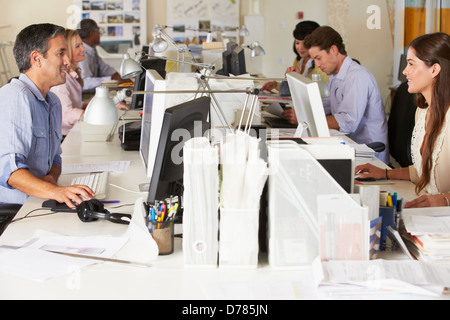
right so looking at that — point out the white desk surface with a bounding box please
[0,124,445,301]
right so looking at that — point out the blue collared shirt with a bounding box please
[322,56,389,163]
[0,74,62,204]
[78,43,117,92]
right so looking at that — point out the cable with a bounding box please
[11,208,56,223]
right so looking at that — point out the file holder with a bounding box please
[218,208,260,268]
[218,132,268,269]
[267,142,369,269]
[182,138,220,268]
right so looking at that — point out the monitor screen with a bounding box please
[286,72,330,138]
[139,70,166,177]
[230,46,246,76]
[130,57,167,110]
[147,96,211,204]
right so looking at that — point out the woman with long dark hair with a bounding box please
[356,32,450,208]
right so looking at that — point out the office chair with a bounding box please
[388,81,417,167]
[0,203,22,237]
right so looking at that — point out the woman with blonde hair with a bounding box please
[51,29,87,137]
[356,32,450,208]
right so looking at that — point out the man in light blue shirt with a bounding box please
[284,26,389,164]
[77,19,124,92]
[0,23,94,207]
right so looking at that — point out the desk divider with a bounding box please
[267,143,369,269]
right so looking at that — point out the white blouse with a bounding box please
[410,107,450,194]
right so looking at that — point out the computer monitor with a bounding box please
[139,70,166,177]
[218,41,237,76]
[230,46,246,76]
[286,72,330,138]
[130,57,167,110]
[146,96,211,204]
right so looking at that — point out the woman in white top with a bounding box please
[356,32,450,208]
[51,29,87,137]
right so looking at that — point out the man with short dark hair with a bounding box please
[284,26,389,164]
[0,23,94,208]
[77,19,124,92]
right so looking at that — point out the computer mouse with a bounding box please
[42,200,77,212]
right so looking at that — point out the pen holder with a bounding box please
[148,220,174,255]
[219,208,259,269]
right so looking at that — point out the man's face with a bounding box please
[40,34,68,87]
[308,45,340,75]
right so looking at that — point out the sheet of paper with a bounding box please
[0,247,96,282]
[62,161,130,174]
[265,102,285,118]
[22,235,128,258]
[322,259,450,293]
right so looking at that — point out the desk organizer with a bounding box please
[267,142,369,269]
[218,208,260,268]
[182,138,220,268]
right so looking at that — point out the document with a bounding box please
[321,259,450,296]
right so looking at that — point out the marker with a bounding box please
[150,207,156,221]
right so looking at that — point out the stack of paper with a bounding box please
[351,143,376,159]
[401,207,450,262]
[220,131,268,209]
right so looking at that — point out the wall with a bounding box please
[259,0,328,78]
[0,0,394,102]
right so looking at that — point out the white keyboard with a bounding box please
[71,172,110,200]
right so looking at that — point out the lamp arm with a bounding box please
[141,53,214,71]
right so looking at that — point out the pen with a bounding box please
[387,194,393,207]
[101,200,120,204]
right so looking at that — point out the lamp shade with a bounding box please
[120,53,142,79]
[248,42,265,57]
[151,35,168,53]
[83,87,118,126]
[239,25,250,37]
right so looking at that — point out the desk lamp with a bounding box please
[81,86,129,141]
[245,42,265,57]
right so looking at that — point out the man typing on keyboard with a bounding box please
[0,24,95,209]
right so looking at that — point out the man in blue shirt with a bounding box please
[0,23,94,208]
[77,19,124,92]
[284,26,389,164]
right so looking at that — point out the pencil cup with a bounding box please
[148,220,174,255]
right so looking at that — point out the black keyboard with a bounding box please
[264,116,298,129]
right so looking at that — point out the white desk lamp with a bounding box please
[81,86,129,142]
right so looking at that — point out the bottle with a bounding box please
[311,73,330,98]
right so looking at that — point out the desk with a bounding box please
[0,123,444,302]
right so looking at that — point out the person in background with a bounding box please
[261,20,328,93]
[77,19,125,92]
[0,23,94,208]
[356,32,450,208]
[50,29,87,137]
[51,29,129,139]
[284,26,389,164]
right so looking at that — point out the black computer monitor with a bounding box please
[147,96,211,204]
[130,57,167,110]
[230,45,246,76]
[217,41,238,76]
